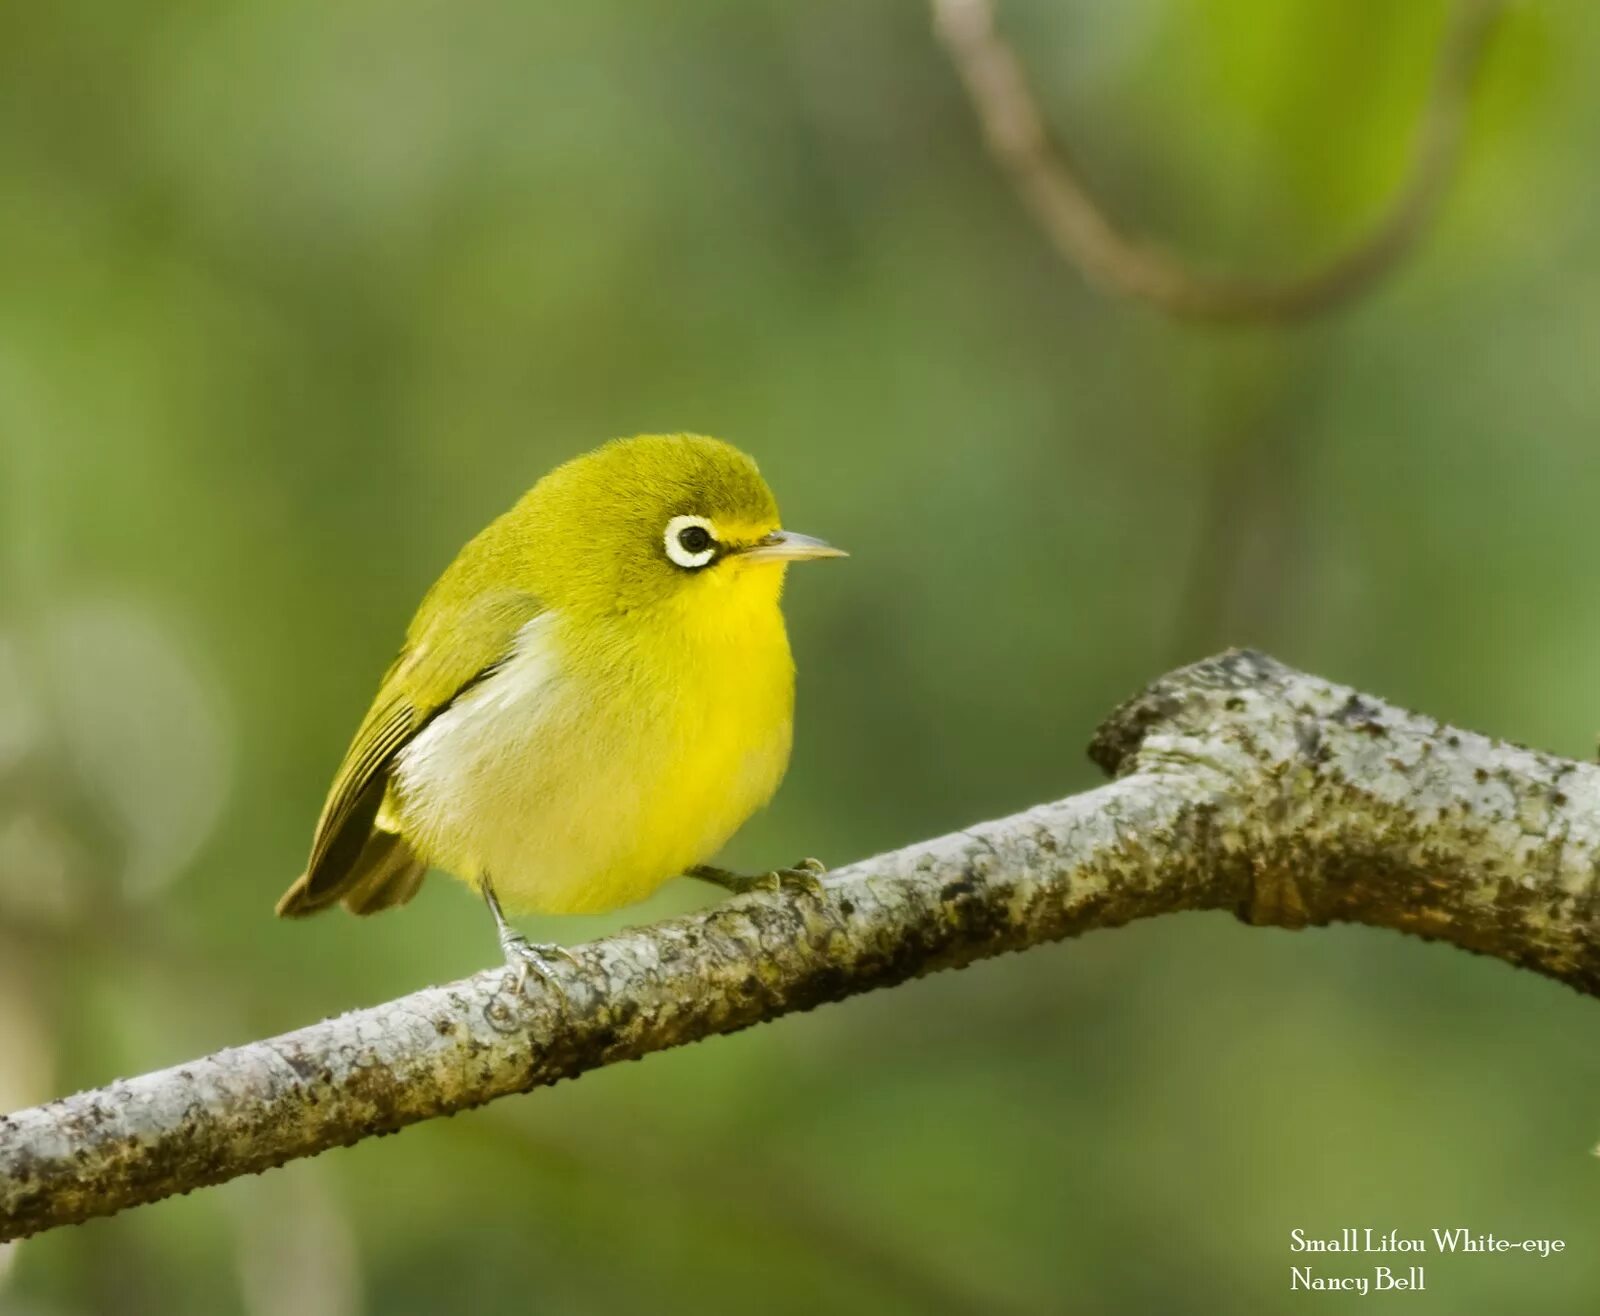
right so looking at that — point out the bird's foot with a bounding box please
[499,931,578,995]
[689,856,827,897]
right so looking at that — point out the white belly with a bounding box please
[390,612,792,914]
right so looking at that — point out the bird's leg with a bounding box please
[481,876,577,993]
[687,856,827,897]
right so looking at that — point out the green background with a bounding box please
[3,1,1597,1312]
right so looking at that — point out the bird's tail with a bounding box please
[275,827,427,918]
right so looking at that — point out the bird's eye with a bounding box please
[664,515,719,569]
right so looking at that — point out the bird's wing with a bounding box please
[277,588,545,915]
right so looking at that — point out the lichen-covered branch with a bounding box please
[5,650,1599,1242]
[931,0,1503,323]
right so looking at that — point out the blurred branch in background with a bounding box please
[7,649,1600,1243]
[1167,347,1318,663]
[932,0,1504,322]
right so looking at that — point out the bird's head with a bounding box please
[518,433,845,618]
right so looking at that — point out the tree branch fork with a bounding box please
[4,650,1598,1242]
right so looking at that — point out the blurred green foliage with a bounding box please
[3,0,1599,1312]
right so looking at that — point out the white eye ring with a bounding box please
[664,514,719,569]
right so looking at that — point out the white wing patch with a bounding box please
[391,612,564,872]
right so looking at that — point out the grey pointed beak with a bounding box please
[739,529,849,563]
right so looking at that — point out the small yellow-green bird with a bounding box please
[275,434,844,980]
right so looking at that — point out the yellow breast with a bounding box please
[391,561,796,914]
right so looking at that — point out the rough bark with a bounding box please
[4,650,1598,1242]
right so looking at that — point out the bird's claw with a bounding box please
[689,857,828,898]
[760,856,828,895]
[500,933,577,995]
